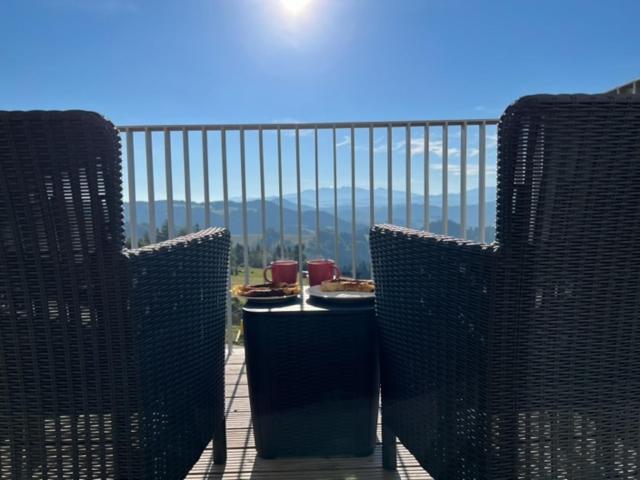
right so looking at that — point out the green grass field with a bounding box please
[230,267,266,286]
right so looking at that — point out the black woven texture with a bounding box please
[0,111,230,479]
[243,302,379,459]
[370,94,640,480]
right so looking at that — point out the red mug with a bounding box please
[307,259,341,287]
[263,260,298,284]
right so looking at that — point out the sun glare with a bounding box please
[280,0,312,16]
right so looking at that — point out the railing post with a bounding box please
[295,128,304,286]
[277,128,284,259]
[350,125,356,278]
[183,128,192,233]
[314,127,320,257]
[405,124,411,228]
[369,126,374,227]
[220,128,232,354]
[126,129,137,248]
[240,129,249,286]
[442,123,448,235]
[259,128,267,268]
[460,122,467,239]
[387,125,393,224]
[424,124,430,231]
[164,128,174,239]
[479,122,487,243]
[145,128,156,243]
[202,127,211,229]
[332,127,339,266]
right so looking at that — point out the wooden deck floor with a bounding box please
[185,347,432,480]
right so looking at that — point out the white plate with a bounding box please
[308,285,375,302]
[239,294,298,304]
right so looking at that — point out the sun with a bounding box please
[280,0,312,16]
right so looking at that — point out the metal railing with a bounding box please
[118,118,499,348]
[609,79,639,95]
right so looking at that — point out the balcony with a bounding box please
[113,117,498,478]
[117,118,499,347]
[4,86,637,480]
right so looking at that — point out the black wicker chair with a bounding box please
[0,111,230,479]
[371,94,640,479]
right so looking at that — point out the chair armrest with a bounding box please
[122,227,230,470]
[370,224,498,468]
[370,224,497,325]
[124,228,231,333]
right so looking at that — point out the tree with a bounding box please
[157,221,169,242]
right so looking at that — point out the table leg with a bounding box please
[213,412,227,464]
[382,420,397,470]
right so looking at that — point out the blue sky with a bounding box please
[2,0,639,202]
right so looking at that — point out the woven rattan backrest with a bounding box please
[0,112,126,402]
[494,95,640,368]
[0,110,123,266]
[496,94,640,256]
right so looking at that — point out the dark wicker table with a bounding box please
[242,291,379,459]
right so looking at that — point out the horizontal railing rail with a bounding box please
[117,118,499,350]
[118,118,499,132]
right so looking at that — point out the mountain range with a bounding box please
[125,186,497,239]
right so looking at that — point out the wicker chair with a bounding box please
[370,94,640,480]
[0,111,230,479]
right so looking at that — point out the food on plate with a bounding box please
[232,282,300,298]
[320,278,375,293]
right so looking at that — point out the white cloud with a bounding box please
[336,129,498,161]
[387,138,462,158]
[335,135,351,148]
[486,133,498,149]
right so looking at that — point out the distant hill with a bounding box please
[124,194,496,275]
[124,199,353,238]
[271,186,497,209]
[126,186,497,235]
[124,197,496,238]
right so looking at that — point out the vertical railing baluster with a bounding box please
[332,127,339,265]
[387,125,393,224]
[479,122,486,243]
[240,129,249,286]
[145,128,156,243]
[314,127,320,257]
[369,126,374,227]
[164,129,174,239]
[259,128,267,268]
[350,126,356,278]
[460,122,467,239]
[220,128,231,355]
[424,124,430,231]
[295,128,303,285]
[202,127,210,228]
[442,123,448,235]
[406,124,411,228]
[126,130,137,248]
[221,129,230,229]
[277,128,284,259]
[183,128,192,233]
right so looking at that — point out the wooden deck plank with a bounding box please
[224,422,388,450]
[186,347,431,479]
[186,446,432,479]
